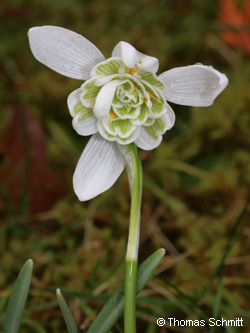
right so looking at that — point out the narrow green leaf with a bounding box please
[3,259,33,333]
[213,272,224,319]
[88,248,165,333]
[211,272,224,333]
[56,289,78,333]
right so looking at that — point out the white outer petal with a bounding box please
[93,80,120,119]
[67,88,82,116]
[72,114,98,136]
[73,134,125,201]
[135,128,163,151]
[136,51,159,73]
[112,41,159,73]
[164,103,176,131]
[28,26,105,80]
[159,64,228,106]
[112,41,137,68]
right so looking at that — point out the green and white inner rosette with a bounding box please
[69,57,174,148]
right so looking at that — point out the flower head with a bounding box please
[28,26,228,201]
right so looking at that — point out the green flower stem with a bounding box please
[124,260,137,333]
[121,143,143,333]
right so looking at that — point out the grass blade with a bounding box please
[211,272,225,333]
[213,272,224,319]
[56,289,78,333]
[3,259,33,333]
[88,248,165,333]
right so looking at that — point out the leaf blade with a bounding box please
[56,288,78,333]
[88,248,165,333]
[3,259,33,333]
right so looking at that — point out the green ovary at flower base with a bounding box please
[69,57,174,148]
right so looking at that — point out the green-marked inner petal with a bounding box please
[153,117,166,134]
[79,108,95,122]
[131,103,149,125]
[143,81,161,100]
[74,102,95,121]
[115,130,140,144]
[104,118,136,138]
[145,126,158,140]
[98,120,140,145]
[74,101,84,115]
[144,114,167,139]
[145,125,159,140]
[114,119,134,137]
[144,117,155,126]
[114,106,140,120]
[150,96,167,117]
[139,70,165,90]
[81,80,101,107]
[127,106,140,118]
[92,58,124,76]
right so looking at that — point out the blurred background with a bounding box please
[0,0,250,332]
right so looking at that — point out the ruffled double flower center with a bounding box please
[73,58,172,145]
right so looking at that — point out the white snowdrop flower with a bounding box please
[28,25,228,201]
